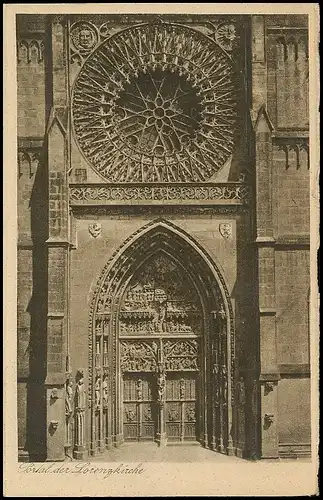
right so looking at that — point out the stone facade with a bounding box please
[17,13,310,462]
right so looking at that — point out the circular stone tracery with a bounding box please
[114,69,202,157]
[72,23,239,182]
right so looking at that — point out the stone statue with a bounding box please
[75,371,86,410]
[95,375,101,408]
[152,289,167,333]
[65,379,73,418]
[102,375,108,408]
[157,364,166,404]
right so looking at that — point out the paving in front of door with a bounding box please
[82,442,244,463]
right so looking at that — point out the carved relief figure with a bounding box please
[75,370,86,448]
[125,406,136,422]
[144,406,152,422]
[118,254,202,336]
[157,364,166,404]
[65,378,73,449]
[120,341,158,372]
[75,371,86,410]
[65,379,73,418]
[168,405,179,421]
[102,375,108,409]
[70,22,98,53]
[88,222,102,238]
[152,288,167,333]
[186,406,196,422]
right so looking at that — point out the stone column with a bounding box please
[156,361,167,447]
[254,105,279,459]
[44,16,71,461]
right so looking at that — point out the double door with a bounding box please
[123,371,198,443]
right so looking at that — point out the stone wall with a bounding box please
[252,14,310,458]
[16,13,311,461]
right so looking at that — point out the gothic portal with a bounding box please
[85,222,235,456]
[16,14,311,462]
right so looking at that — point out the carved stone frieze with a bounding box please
[164,339,199,371]
[69,184,251,205]
[119,254,202,336]
[72,205,249,218]
[120,341,158,372]
[71,22,240,183]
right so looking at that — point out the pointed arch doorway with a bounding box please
[88,221,235,456]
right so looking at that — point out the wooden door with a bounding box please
[123,374,157,441]
[165,373,198,442]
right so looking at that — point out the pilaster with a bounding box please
[45,15,71,461]
[254,105,279,459]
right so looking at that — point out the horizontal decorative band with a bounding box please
[278,363,310,376]
[18,136,44,149]
[69,183,251,206]
[273,130,309,139]
[275,235,310,247]
[44,373,66,386]
[278,442,311,458]
[259,308,276,315]
[47,312,65,319]
[255,236,310,247]
[267,27,308,32]
[259,373,281,382]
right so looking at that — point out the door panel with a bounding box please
[123,374,157,441]
[165,373,198,442]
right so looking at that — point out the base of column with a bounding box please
[227,446,236,457]
[114,433,124,448]
[73,445,88,460]
[105,436,113,449]
[156,432,167,447]
[64,445,73,459]
[18,449,30,462]
[210,437,217,451]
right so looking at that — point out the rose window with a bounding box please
[72,23,240,182]
[115,69,202,157]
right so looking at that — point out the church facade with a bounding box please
[17,13,311,462]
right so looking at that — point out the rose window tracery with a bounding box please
[72,23,240,182]
[114,69,202,157]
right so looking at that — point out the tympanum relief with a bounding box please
[119,254,202,337]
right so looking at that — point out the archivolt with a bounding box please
[88,218,235,403]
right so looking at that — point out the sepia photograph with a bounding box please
[4,3,319,497]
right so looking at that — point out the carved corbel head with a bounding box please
[264,413,274,426]
[50,388,59,400]
[50,420,59,430]
[264,381,275,395]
